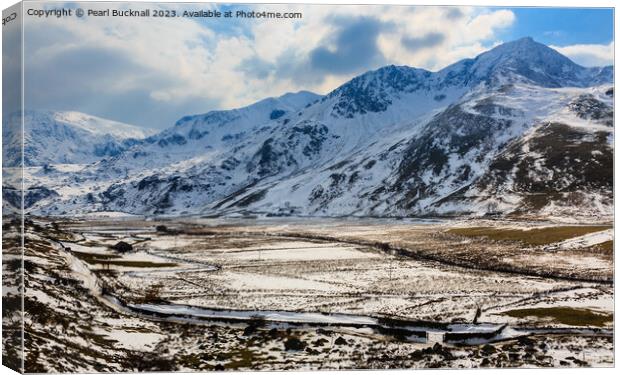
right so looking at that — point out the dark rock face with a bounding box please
[235,189,267,207]
[188,128,209,140]
[157,134,187,147]
[291,124,329,157]
[446,122,613,214]
[94,138,129,158]
[328,65,432,118]
[270,109,286,120]
[3,186,59,209]
[2,186,22,209]
[568,94,613,126]
[246,122,331,178]
[395,103,512,209]
[251,138,283,177]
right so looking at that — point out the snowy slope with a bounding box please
[19,38,614,219]
[408,84,614,217]
[2,110,154,166]
[87,90,322,177]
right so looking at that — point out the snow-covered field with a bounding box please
[8,217,613,372]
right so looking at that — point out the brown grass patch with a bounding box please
[447,226,611,246]
[503,307,612,327]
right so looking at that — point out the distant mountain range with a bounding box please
[6,37,614,219]
[2,110,154,166]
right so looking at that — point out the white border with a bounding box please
[0,1,616,375]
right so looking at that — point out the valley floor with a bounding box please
[2,216,614,371]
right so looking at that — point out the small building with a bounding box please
[111,241,133,253]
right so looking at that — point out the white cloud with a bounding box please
[550,42,614,67]
[377,7,514,71]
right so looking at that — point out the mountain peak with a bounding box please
[513,36,535,43]
[326,64,433,118]
[442,37,610,89]
[481,36,564,59]
[275,90,321,108]
[17,110,153,139]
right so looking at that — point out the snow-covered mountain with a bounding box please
[16,37,614,219]
[2,110,154,166]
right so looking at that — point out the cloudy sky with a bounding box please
[22,3,613,130]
